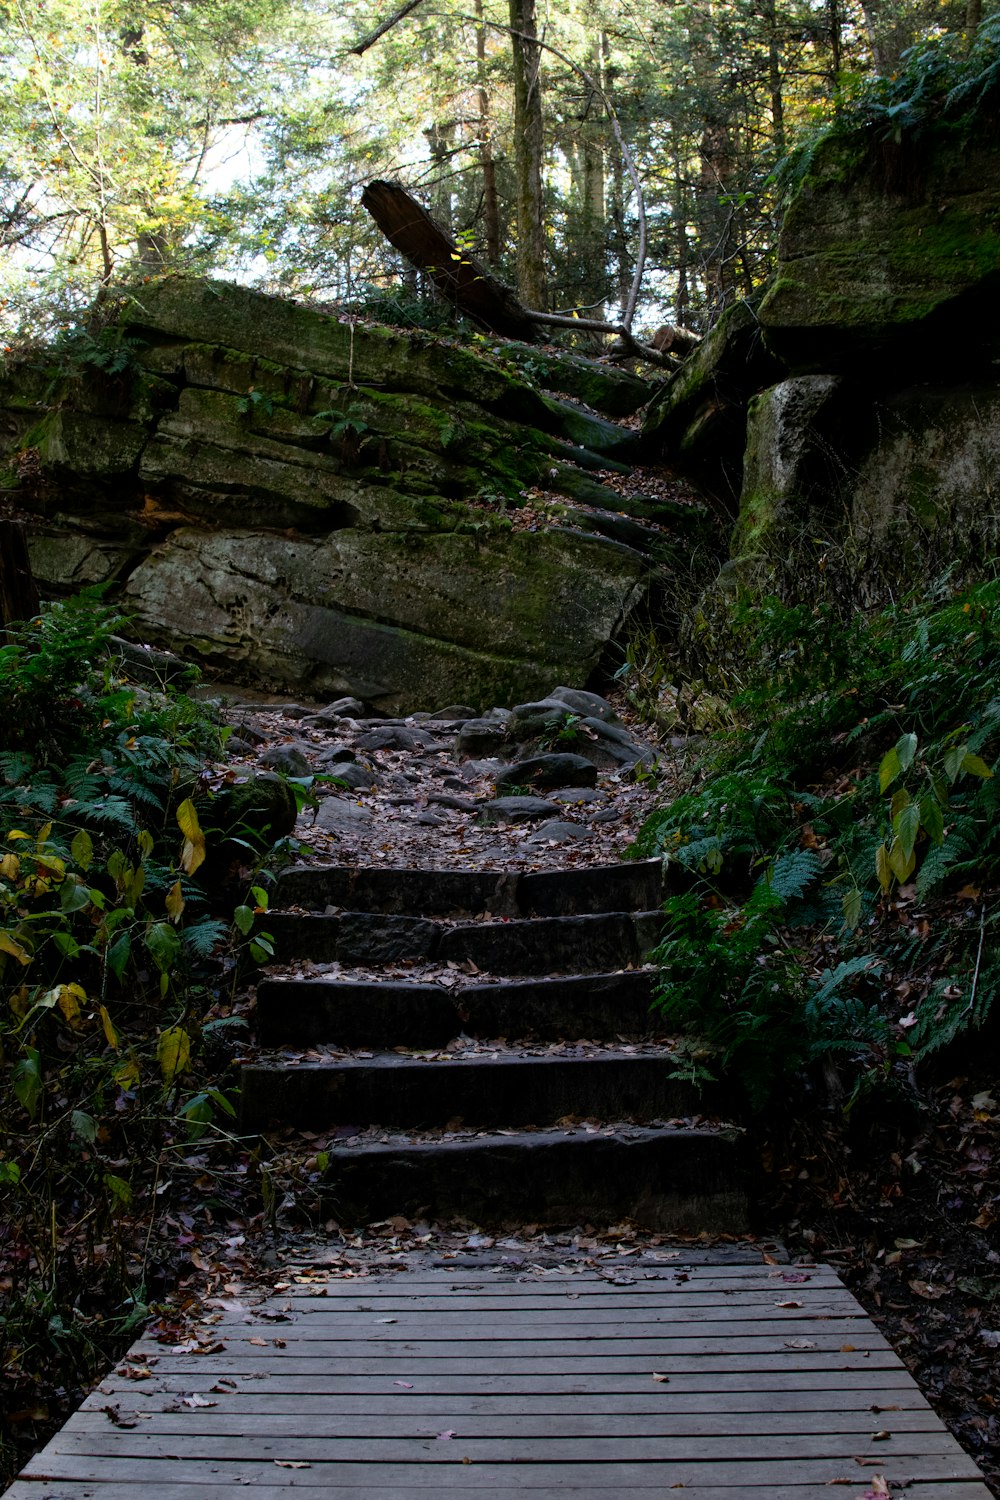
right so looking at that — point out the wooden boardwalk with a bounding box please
[5,1258,991,1498]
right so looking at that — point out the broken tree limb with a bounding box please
[360,180,542,341]
[361,181,684,369]
[350,7,650,336]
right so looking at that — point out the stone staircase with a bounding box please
[240,859,749,1233]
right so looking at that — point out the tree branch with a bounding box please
[349,0,431,56]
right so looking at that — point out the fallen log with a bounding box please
[361,180,541,342]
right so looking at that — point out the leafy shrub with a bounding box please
[639,579,1000,1109]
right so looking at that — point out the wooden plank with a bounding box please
[136,1352,908,1376]
[20,1454,986,1484]
[217,1302,869,1326]
[41,1428,968,1460]
[5,1484,996,1499]
[84,1386,935,1413]
[197,1316,877,1341]
[283,1290,857,1310]
[65,1409,946,1436]
[135,1335,894,1360]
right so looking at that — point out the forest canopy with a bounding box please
[0,0,995,342]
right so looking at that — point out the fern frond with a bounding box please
[759,849,822,904]
[183,919,229,958]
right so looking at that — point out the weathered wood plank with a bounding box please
[136,1350,908,1375]
[20,1454,986,1484]
[283,1290,856,1311]
[209,1308,869,1332]
[5,1484,996,1499]
[64,1409,946,1436]
[83,1387,935,1414]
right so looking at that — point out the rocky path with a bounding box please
[213,680,745,1233]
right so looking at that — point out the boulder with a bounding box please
[640,295,784,509]
[478,796,558,824]
[494,754,598,792]
[759,114,1000,374]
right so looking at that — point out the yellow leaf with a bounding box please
[115,1055,140,1090]
[7,830,32,841]
[157,1025,191,1084]
[36,822,53,847]
[0,853,20,881]
[0,931,31,965]
[57,983,86,1028]
[99,1004,120,1051]
[165,879,185,923]
[875,842,892,892]
[176,799,206,876]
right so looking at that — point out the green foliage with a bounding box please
[639,579,1000,1110]
[0,595,287,1479]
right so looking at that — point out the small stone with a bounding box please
[548,685,620,722]
[495,753,598,792]
[424,704,478,722]
[416,811,447,826]
[478,796,558,825]
[455,720,509,757]
[525,820,592,844]
[428,793,479,812]
[547,786,607,804]
[442,775,468,791]
[590,808,622,824]
[299,711,352,731]
[323,762,375,791]
[314,798,374,831]
[356,725,441,752]
[324,696,366,717]
[259,743,313,776]
[314,745,357,766]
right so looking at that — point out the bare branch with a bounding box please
[349,0,431,57]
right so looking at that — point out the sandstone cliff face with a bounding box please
[642,90,1000,603]
[0,279,700,712]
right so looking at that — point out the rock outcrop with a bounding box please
[0,278,709,712]
[643,77,1000,604]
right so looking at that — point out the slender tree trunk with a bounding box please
[827,0,843,94]
[761,0,786,155]
[508,0,547,308]
[0,521,40,641]
[475,0,501,265]
[964,0,982,48]
[673,153,691,327]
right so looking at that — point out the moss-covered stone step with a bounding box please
[239,1048,697,1132]
[263,910,663,974]
[255,971,660,1049]
[315,1125,749,1232]
[273,858,664,918]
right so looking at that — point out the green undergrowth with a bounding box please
[634,578,1000,1111]
[0,593,290,1487]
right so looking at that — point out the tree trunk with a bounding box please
[475,0,501,266]
[0,520,40,640]
[361,179,540,339]
[508,0,547,308]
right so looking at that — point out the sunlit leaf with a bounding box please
[56,982,86,1028]
[165,880,185,923]
[157,1024,191,1084]
[70,828,94,871]
[961,752,994,779]
[875,842,892,892]
[878,747,901,793]
[0,931,31,965]
[177,798,206,876]
[99,1004,120,1050]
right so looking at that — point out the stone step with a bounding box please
[239,1049,700,1132]
[264,910,663,973]
[255,971,660,1049]
[274,859,664,917]
[318,1125,749,1233]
